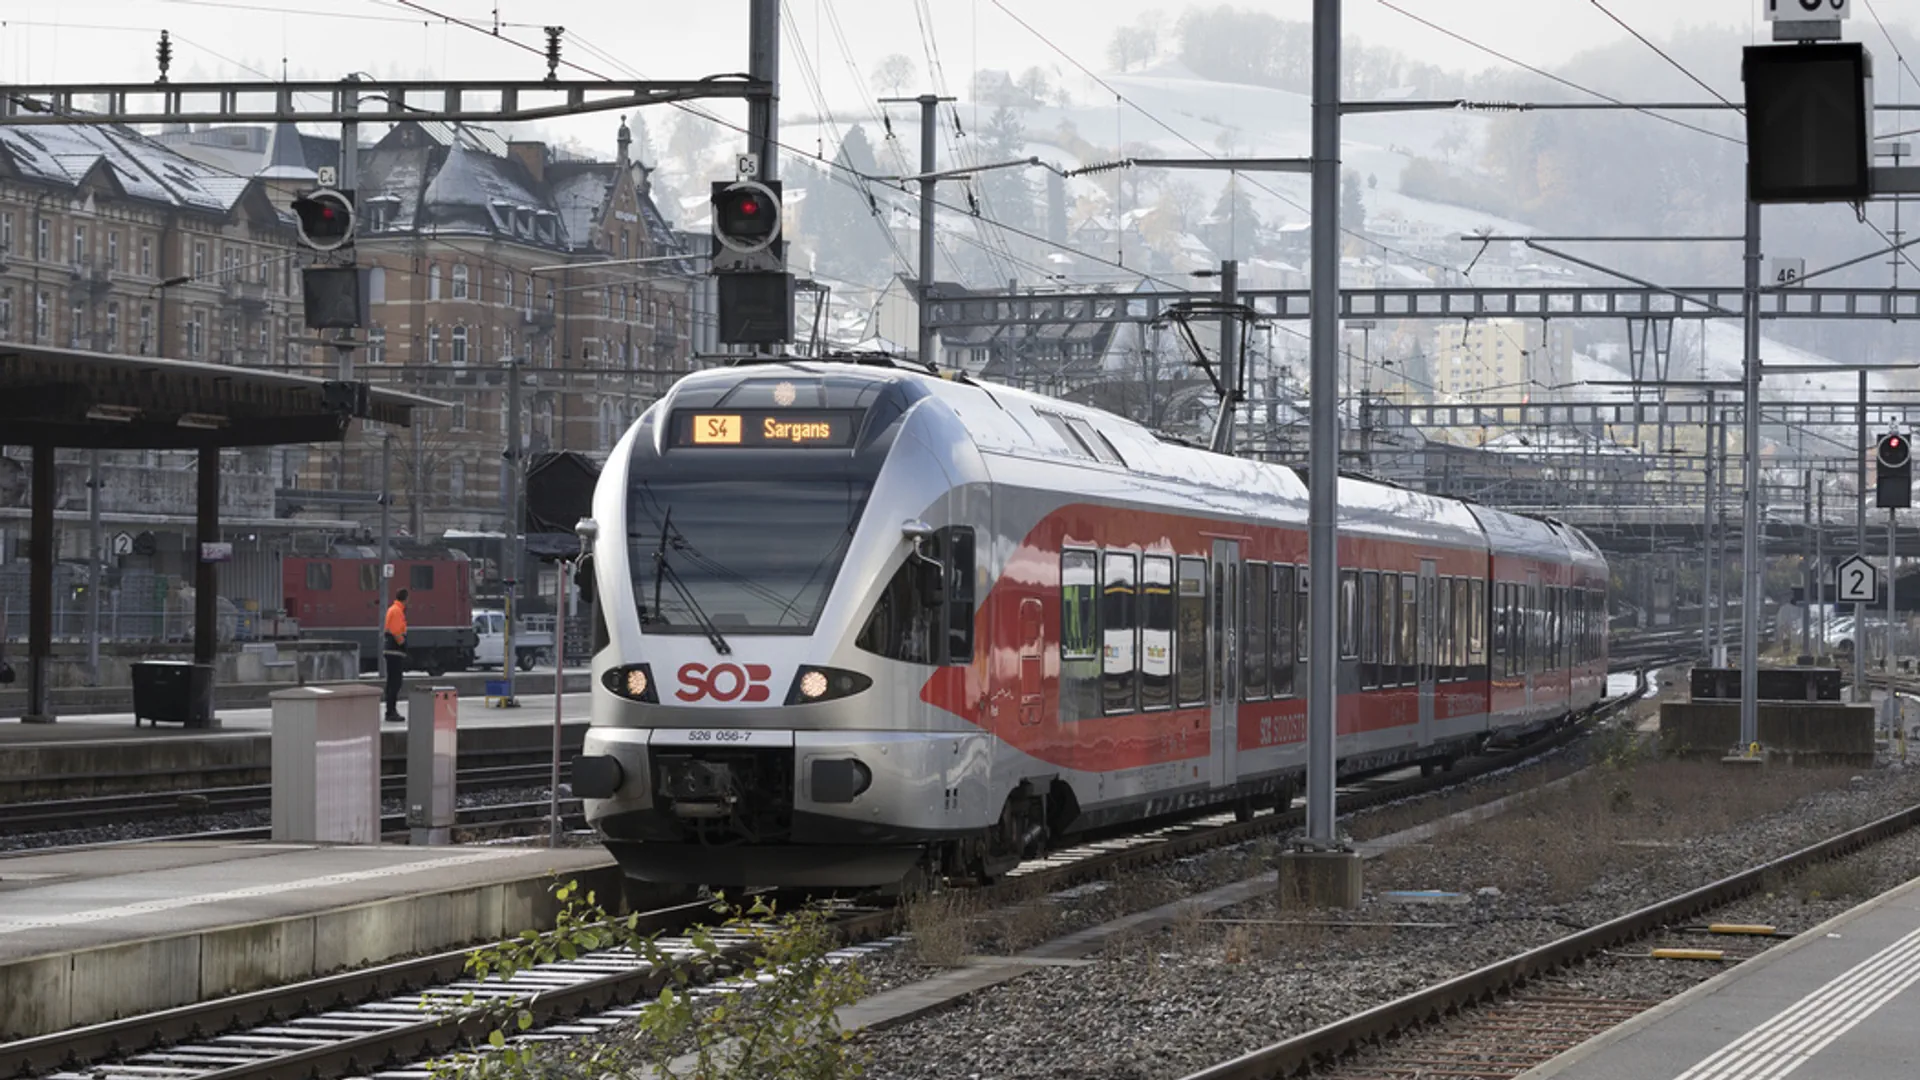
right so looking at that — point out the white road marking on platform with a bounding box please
[1672,924,1920,1080]
[0,849,527,934]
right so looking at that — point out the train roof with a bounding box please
[678,354,1598,559]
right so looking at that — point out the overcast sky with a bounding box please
[0,0,1888,152]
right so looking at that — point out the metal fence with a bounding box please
[0,567,268,644]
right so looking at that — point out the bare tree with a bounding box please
[1106,26,1155,73]
[870,53,917,97]
[1015,67,1051,107]
[1162,180,1203,233]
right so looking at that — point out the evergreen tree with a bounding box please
[979,107,1036,232]
[1342,169,1366,230]
[1204,177,1260,259]
[805,126,893,285]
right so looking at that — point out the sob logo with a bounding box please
[676,662,773,703]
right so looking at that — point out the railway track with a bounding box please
[1178,796,1919,1080]
[0,665,1670,1080]
[0,763,573,839]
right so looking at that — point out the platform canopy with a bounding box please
[0,344,438,449]
[1,343,445,726]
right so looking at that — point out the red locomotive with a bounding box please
[282,546,478,675]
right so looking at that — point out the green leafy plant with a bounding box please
[426,880,871,1080]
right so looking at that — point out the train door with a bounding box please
[1209,539,1241,789]
[1018,597,1044,726]
[1418,560,1437,746]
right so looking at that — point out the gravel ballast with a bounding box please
[857,753,1920,1080]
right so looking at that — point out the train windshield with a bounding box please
[628,474,873,634]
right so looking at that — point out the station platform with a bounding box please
[1522,873,1920,1080]
[0,691,594,801]
[0,840,621,1041]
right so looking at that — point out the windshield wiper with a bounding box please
[651,509,732,655]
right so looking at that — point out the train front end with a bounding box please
[570,363,990,891]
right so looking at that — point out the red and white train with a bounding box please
[571,357,1610,891]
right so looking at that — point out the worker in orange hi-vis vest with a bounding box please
[383,589,409,722]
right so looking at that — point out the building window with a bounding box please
[191,241,207,278]
[35,217,49,261]
[139,236,153,277]
[452,264,469,300]
[138,305,153,353]
[69,303,83,347]
[0,212,12,255]
[368,324,386,364]
[451,324,468,365]
[105,302,119,351]
[428,264,442,300]
[0,287,11,338]
[503,272,514,305]
[107,231,119,271]
[452,401,468,430]
[602,288,612,319]
[187,312,204,357]
[428,325,440,363]
[523,278,533,311]
[450,459,466,497]
[367,266,386,305]
[34,291,48,340]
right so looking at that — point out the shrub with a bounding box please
[429,881,871,1080]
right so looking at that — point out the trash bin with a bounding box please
[130,660,216,728]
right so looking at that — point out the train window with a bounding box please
[858,527,974,666]
[1360,572,1380,671]
[359,564,378,592]
[1060,551,1099,662]
[1296,569,1309,662]
[1380,573,1399,672]
[945,528,977,663]
[1038,413,1094,459]
[1141,556,1174,710]
[306,562,332,591]
[1271,565,1294,696]
[1491,583,1506,674]
[411,564,434,591]
[1094,430,1128,468]
[1177,557,1208,707]
[1067,417,1124,466]
[1243,563,1269,701]
[1470,579,1486,668]
[1436,578,1453,678]
[1339,570,1359,659]
[1399,575,1418,680]
[1102,552,1138,714]
[1531,583,1546,676]
[1452,578,1470,674]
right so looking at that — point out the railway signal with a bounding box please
[1877,432,1910,508]
[291,188,355,252]
[710,179,784,272]
[710,178,792,344]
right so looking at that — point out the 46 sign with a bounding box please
[1765,0,1850,20]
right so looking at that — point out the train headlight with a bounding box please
[602,663,659,704]
[785,666,872,705]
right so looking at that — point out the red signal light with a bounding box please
[738,198,760,216]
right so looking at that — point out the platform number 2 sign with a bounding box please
[1837,557,1877,603]
[1765,0,1850,21]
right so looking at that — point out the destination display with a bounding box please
[671,410,862,449]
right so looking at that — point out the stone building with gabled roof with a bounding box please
[310,117,698,538]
